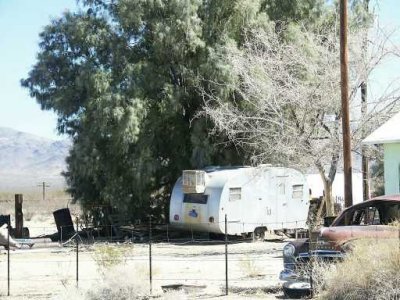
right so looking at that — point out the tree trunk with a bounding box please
[361,0,370,201]
[316,162,336,218]
[323,178,334,216]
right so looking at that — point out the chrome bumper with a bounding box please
[280,250,344,281]
[279,268,299,281]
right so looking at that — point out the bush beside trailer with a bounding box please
[169,166,309,237]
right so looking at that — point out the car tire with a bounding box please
[282,281,312,299]
[253,227,266,241]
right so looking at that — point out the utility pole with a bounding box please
[37,181,50,201]
[340,0,353,208]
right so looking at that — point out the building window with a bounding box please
[229,188,241,201]
[292,185,304,199]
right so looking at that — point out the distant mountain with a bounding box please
[0,127,71,191]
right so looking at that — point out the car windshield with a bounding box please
[334,202,400,226]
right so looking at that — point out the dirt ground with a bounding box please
[0,198,289,300]
[0,223,288,299]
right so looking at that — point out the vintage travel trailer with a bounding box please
[169,166,309,237]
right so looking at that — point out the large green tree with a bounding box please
[22,0,324,222]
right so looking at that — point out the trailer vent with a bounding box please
[182,170,207,194]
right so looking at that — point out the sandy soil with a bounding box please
[0,210,290,299]
[0,236,287,299]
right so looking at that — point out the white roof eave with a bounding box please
[362,111,400,145]
[363,138,400,145]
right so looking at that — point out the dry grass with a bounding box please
[319,237,400,300]
[55,265,151,300]
[389,220,400,228]
[56,248,186,300]
[0,189,80,223]
[238,255,264,278]
[92,243,134,273]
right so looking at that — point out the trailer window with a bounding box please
[183,194,208,204]
[229,188,242,201]
[292,185,303,199]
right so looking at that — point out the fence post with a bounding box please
[15,194,23,238]
[7,219,10,296]
[166,223,170,243]
[225,214,228,296]
[76,217,79,287]
[149,215,153,294]
[309,239,314,298]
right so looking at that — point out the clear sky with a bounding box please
[0,0,399,140]
[0,0,78,140]
[369,0,400,95]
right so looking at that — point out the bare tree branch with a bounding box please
[202,18,400,216]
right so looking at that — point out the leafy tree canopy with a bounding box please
[22,0,324,222]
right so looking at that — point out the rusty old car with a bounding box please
[279,195,400,297]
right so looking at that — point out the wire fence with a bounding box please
[0,216,300,298]
[1,216,399,298]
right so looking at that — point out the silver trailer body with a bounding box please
[169,166,309,236]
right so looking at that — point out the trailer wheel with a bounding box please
[253,227,266,241]
[209,232,224,240]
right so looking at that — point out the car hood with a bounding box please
[320,225,398,245]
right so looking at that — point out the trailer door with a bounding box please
[275,176,288,227]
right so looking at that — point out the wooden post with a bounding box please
[149,215,153,295]
[15,194,23,238]
[225,214,228,296]
[340,0,353,208]
[76,217,79,287]
[7,218,10,296]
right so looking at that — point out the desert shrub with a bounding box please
[56,265,150,300]
[389,219,400,228]
[238,255,263,278]
[292,257,336,295]
[57,243,159,300]
[92,243,133,272]
[320,238,400,300]
[84,266,150,300]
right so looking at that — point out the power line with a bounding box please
[37,181,50,201]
